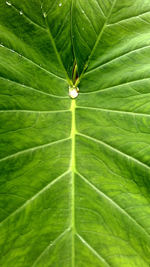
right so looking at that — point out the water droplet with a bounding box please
[19,10,23,15]
[43,12,47,18]
[69,86,79,99]
[6,1,11,6]
[59,3,62,7]
[82,10,85,14]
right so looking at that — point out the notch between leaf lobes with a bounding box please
[69,62,79,99]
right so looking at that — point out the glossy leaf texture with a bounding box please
[0,0,150,266]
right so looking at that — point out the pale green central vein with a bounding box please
[71,99,76,267]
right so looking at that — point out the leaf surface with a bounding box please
[0,0,150,266]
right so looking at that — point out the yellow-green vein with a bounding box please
[70,99,76,267]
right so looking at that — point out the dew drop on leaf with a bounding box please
[19,11,23,15]
[69,86,79,99]
[6,1,11,6]
[59,3,62,7]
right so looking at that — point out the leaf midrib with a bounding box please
[70,99,76,267]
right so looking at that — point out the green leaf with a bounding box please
[0,0,150,266]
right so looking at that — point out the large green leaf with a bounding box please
[0,0,150,266]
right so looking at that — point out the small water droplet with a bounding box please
[43,12,47,18]
[82,10,85,14]
[69,86,79,99]
[6,1,11,6]
[59,3,62,7]
[19,10,23,15]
